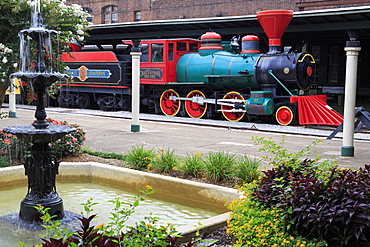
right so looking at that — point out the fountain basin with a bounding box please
[0,162,240,244]
[3,125,76,143]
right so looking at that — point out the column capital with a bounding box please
[130,51,142,57]
[344,46,361,52]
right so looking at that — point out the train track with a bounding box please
[11,105,370,141]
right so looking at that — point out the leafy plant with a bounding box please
[203,151,235,182]
[125,144,155,171]
[282,165,370,246]
[181,152,204,177]
[153,148,180,173]
[252,135,336,170]
[46,118,87,158]
[82,147,126,160]
[251,136,370,246]
[233,155,262,184]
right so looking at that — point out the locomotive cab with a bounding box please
[123,39,200,85]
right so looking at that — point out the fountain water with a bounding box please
[3,0,72,222]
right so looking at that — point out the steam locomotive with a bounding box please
[60,10,343,126]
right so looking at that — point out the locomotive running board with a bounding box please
[290,95,344,126]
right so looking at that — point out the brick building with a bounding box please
[66,0,370,25]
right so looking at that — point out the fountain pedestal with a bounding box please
[4,107,75,222]
[3,0,72,222]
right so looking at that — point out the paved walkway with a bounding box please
[1,107,370,169]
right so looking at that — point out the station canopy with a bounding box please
[85,6,370,47]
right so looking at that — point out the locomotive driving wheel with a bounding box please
[275,106,295,126]
[221,91,245,122]
[185,90,207,118]
[159,89,181,116]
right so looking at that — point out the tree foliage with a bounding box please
[0,0,90,107]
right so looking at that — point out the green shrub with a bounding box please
[153,148,180,173]
[233,155,262,183]
[46,118,86,158]
[125,144,155,171]
[82,148,126,160]
[181,152,204,177]
[203,151,235,182]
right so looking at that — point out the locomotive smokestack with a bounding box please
[256,10,293,54]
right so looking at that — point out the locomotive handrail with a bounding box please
[298,53,315,63]
[268,70,295,97]
[204,75,253,77]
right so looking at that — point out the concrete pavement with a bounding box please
[1,106,370,169]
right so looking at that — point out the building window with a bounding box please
[82,7,93,23]
[102,5,118,24]
[134,11,141,22]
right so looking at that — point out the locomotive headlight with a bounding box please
[283,67,290,74]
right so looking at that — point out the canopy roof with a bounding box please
[85,6,370,46]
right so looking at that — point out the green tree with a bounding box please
[0,0,89,108]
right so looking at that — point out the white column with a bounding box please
[341,46,361,156]
[130,51,142,132]
[8,77,17,118]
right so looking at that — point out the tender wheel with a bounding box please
[58,93,75,108]
[221,91,245,122]
[159,89,181,116]
[97,95,116,111]
[77,93,90,109]
[275,106,295,125]
[185,90,207,118]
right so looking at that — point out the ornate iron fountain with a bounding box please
[3,0,74,222]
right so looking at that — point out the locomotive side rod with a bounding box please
[169,95,246,111]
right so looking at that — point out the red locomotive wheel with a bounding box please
[221,91,245,122]
[275,106,294,125]
[185,90,207,118]
[159,89,181,116]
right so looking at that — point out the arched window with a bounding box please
[102,5,118,24]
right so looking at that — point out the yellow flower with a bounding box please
[147,223,152,227]
[159,148,164,152]
[195,152,202,156]
[94,223,105,230]
[146,185,153,190]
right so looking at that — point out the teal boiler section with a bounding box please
[176,51,260,90]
